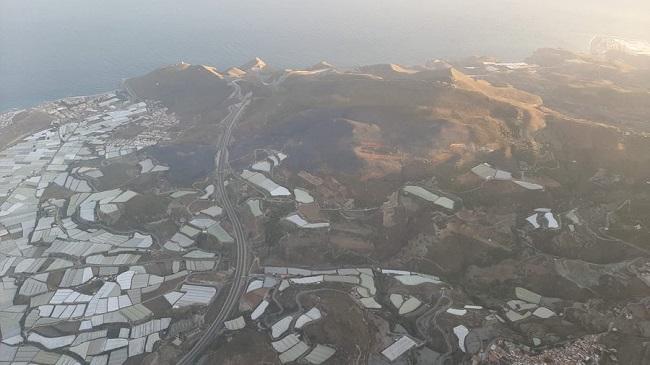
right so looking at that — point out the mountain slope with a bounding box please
[124,62,232,115]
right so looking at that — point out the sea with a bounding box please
[1,0,649,111]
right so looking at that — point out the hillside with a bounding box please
[478,48,650,131]
[233,64,547,195]
[123,62,232,115]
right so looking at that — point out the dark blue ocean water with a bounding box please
[1,0,649,111]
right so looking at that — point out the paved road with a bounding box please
[415,289,454,365]
[178,81,252,364]
[430,290,454,365]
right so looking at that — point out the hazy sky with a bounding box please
[1,0,649,110]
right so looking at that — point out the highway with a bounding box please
[178,80,252,364]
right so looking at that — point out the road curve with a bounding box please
[178,81,252,364]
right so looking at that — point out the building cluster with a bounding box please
[240,151,335,231]
[223,266,455,363]
[482,61,536,71]
[241,150,290,197]
[402,185,456,210]
[163,202,234,252]
[0,109,27,129]
[264,266,512,360]
[502,287,557,327]
[381,335,419,362]
[471,163,544,190]
[0,98,219,364]
[526,208,560,230]
[241,169,290,197]
[486,335,605,364]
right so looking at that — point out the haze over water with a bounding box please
[1,0,649,111]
